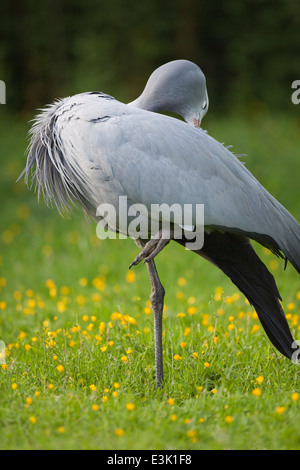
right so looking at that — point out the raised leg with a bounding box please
[129,230,170,268]
[133,239,166,389]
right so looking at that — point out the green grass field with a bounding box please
[0,110,300,450]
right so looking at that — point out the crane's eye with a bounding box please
[202,101,207,110]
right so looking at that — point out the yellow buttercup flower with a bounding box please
[57,301,66,312]
[126,271,135,283]
[177,312,186,318]
[92,293,101,302]
[187,306,197,316]
[251,325,260,334]
[177,277,187,286]
[225,415,234,423]
[269,259,278,271]
[49,288,57,297]
[126,403,135,411]
[79,277,88,286]
[13,290,22,300]
[124,315,136,325]
[46,279,55,289]
[76,295,85,305]
[60,286,69,295]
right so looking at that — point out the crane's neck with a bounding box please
[128,90,192,124]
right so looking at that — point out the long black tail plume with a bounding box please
[176,232,296,359]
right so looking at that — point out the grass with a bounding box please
[0,109,300,450]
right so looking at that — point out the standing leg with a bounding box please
[146,258,165,389]
[133,239,165,389]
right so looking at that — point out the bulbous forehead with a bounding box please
[148,60,206,89]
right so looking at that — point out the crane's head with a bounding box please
[129,59,209,128]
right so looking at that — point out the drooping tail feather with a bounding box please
[177,231,296,359]
[18,98,97,217]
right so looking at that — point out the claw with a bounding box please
[129,231,171,268]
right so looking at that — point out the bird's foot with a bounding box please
[129,231,170,268]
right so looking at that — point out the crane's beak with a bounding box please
[193,117,201,128]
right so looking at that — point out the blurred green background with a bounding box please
[1,0,299,115]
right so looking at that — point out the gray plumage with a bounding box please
[21,90,300,271]
[20,60,300,378]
